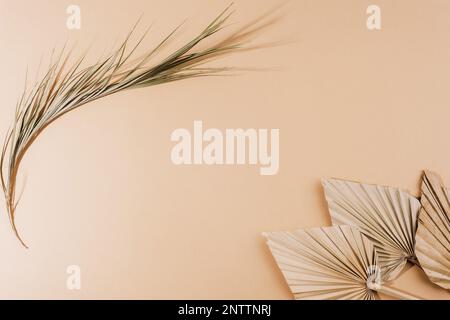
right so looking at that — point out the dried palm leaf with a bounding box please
[322,178,420,281]
[264,225,421,300]
[0,5,272,247]
[415,170,450,289]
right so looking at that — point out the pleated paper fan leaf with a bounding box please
[322,179,420,281]
[415,171,450,289]
[265,225,380,300]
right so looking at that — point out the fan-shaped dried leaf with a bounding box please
[415,171,450,290]
[265,225,380,300]
[322,179,420,281]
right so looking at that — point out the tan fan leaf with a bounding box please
[264,225,420,300]
[265,226,379,300]
[415,170,450,289]
[322,179,420,281]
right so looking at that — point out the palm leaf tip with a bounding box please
[0,5,274,247]
[416,170,450,290]
[322,178,420,281]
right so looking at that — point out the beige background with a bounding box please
[0,0,449,299]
